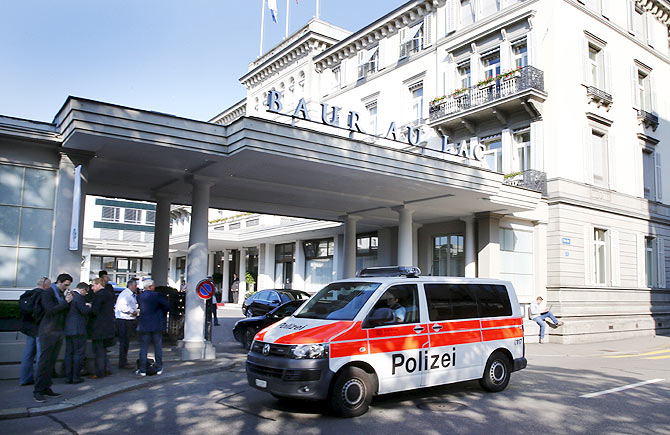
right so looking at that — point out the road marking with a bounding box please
[645,355,670,360]
[580,378,665,398]
[604,348,670,359]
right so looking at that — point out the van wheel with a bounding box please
[243,328,256,350]
[479,351,511,392]
[330,366,373,418]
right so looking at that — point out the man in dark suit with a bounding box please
[89,277,115,378]
[136,279,169,376]
[98,270,115,294]
[64,282,91,384]
[34,273,73,403]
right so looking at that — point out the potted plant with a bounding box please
[245,272,256,293]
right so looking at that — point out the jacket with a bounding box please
[20,287,42,337]
[137,291,170,333]
[89,288,116,339]
[38,285,69,337]
[64,291,91,336]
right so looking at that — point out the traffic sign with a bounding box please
[196,279,215,300]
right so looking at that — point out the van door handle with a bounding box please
[413,326,425,333]
[432,324,443,331]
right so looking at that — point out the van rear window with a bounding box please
[424,283,512,320]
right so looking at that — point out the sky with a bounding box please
[0,0,408,123]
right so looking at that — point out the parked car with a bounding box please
[233,300,304,349]
[242,289,310,317]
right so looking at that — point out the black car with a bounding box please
[233,300,304,349]
[241,289,310,317]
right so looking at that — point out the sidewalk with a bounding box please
[0,343,235,420]
[526,334,670,358]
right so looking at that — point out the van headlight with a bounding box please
[289,343,329,359]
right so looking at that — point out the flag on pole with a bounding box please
[268,0,278,23]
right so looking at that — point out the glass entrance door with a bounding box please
[432,235,464,276]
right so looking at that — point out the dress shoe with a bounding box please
[33,392,46,403]
[72,379,84,384]
[21,380,35,386]
[44,388,61,397]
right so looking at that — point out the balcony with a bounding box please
[637,109,659,132]
[586,86,613,110]
[503,169,547,196]
[429,65,547,131]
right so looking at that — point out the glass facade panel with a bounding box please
[22,168,56,208]
[0,206,20,245]
[0,165,23,206]
[433,234,464,276]
[19,208,53,248]
[500,228,533,298]
[0,246,18,286]
[305,258,333,293]
[17,248,50,287]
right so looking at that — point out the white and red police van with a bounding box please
[246,267,526,417]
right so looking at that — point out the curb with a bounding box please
[0,360,237,420]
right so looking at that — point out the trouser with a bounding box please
[116,318,134,367]
[139,331,163,373]
[64,335,86,381]
[34,334,62,394]
[92,339,110,377]
[533,312,559,339]
[231,291,239,304]
[20,334,41,385]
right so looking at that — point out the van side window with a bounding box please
[369,284,419,325]
[471,284,512,317]
[424,284,478,321]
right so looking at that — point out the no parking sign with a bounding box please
[196,279,215,300]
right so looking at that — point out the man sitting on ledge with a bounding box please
[530,296,563,344]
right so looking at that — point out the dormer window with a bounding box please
[358,46,379,80]
[399,21,424,59]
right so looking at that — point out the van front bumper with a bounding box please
[246,352,334,401]
[512,357,527,372]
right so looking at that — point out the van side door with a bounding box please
[422,283,483,387]
[364,284,427,394]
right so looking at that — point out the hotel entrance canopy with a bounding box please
[56,97,541,226]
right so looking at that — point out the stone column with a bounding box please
[151,194,171,287]
[180,177,215,360]
[461,216,476,277]
[394,206,415,266]
[343,215,361,278]
[239,247,247,294]
[222,249,230,303]
[477,213,501,278]
[412,223,422,267]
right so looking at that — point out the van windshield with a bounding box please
[294,282,381,320]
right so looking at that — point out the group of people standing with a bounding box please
[20,271,169,403]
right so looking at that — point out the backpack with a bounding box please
[19,289,44,323]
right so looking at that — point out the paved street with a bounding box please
[2,306,669,435]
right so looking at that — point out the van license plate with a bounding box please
[256,379,267,388]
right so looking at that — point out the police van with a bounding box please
[246,267,527,417]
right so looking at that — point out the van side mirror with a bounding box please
[366,308,394,327]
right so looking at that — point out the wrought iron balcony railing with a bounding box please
[637,109,659,131]
[429,65,545,121]
[503,169,547,196]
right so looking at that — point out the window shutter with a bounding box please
[528,31,537,67]
[378,41,385,71]
[446,0,458,34]
[650,75,657,114]
[637,234,646,287]
[646,13,654,47]
[424,14,433,47]
[658,238,666,288]
[601,0,610,19]
[607,135,615,190]
[583,126,594,184]
[357,51,364,79]
[631,65,639,108]
[584,225,594,285]
[627,0,635,34]
[531,121,544,172]
[581,37,589,85]
[502,129,513,174]
[611,230,620,286]
[604,50,612,93]
[655,151,663,202]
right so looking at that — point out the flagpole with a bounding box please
[285,0,290,39]
[316,0,319,19]
[259,0,266,57]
